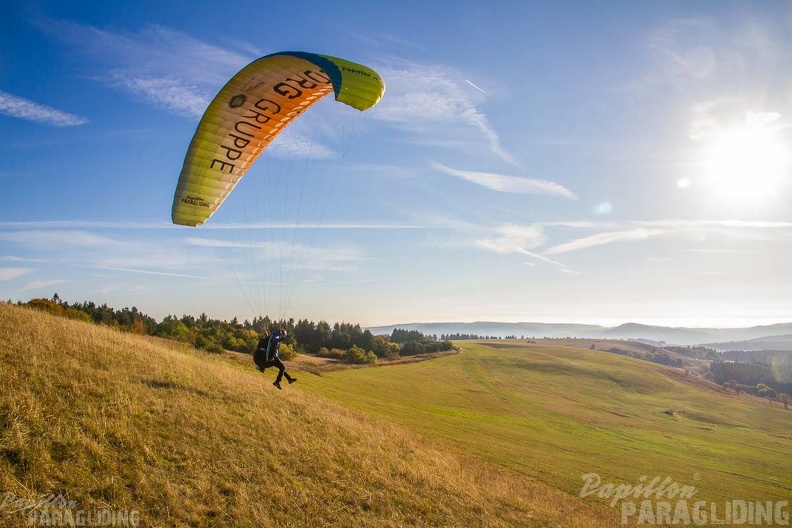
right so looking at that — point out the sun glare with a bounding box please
[700,121,789,206]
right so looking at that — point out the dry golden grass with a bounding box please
[0,303,619,527]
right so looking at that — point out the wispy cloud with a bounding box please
[465,79,489,95]
[95,266,214,280]
[374,62,518,165]
[0,230,123,249]
[0,268,32,281]
[544,228,668,255]
[539,219,792,256]
[35,20,353,159]
[432,163,578,199]
[184,237,366,271]
[23,279,68,291]
[265,129,337,160]
[0,219,424,230]
[471,224,570,270]
[474,224,546,254]
[0,220,172,229]
[105,73,209,118]
[0,226,231,277]
[42,20,250,88]
[637,219,792,229]
[38,20,519,165]
[0,90,87,127]
[310,278,377,286]
[38,20,249,118]
[648,18,719,82]
[97,282,148,295]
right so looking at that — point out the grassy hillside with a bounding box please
[0,303,618,527]
[299,340,791,506]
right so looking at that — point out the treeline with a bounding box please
[664,345,720,361]
[13,295,453,364]
[440,333,506,340]
[604,346,685,368]
[720,350,792,365]
[297,322,453,363]
[709,361,792,396]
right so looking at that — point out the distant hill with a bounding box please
[703,334,792,351]
[366,321,603,340]
[367,321,792,345]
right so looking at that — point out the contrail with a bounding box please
[465,79,489,95]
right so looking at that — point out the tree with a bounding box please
[156,316,190,342]
[391,328,424,344]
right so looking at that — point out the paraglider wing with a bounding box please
[172,51,385,227]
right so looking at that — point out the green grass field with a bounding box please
[1,302,789,527]
[298,340,791,506]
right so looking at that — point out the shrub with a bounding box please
[341,345,377,365]
[279,343,296,361]
[205,343,225,354]
[756,383,776,398]
[317,347,344,360]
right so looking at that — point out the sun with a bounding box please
[700,119,789,206]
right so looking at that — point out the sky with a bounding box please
[2,0,792,329]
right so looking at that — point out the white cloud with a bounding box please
[432,163,578,199]
[0,90,88,127]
